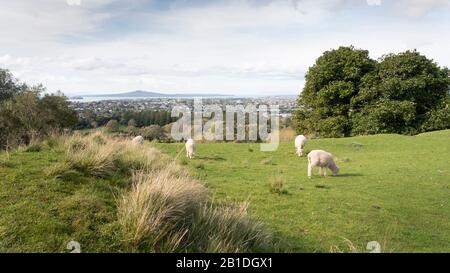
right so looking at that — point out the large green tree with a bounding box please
[352,50,450,135]
[294,46,376,137]
[294,47,450,137]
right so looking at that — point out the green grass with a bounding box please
[0,133,272,253]
[155,130,450,252]
[0,146,128,252]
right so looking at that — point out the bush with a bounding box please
[0,72,78,150]
[140,125,164,141]
[105,120,120,133]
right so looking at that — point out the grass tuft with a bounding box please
[269,176,288,195]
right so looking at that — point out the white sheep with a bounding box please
[131,136,144,145]
[294,135,307,156]
[185,138,195,159]
[307,150,340,178]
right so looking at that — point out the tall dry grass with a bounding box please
[46,131,273,252]
[46,132,169,178]
[117,168,208,251]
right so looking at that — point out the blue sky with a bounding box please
[0,0,449,96]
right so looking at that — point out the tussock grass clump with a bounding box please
[115,143,166,172]
[261,158,275,165]
[45,161,73,177]
[269,177,288,195]
[190,203,273,253]
[118,168,272,253]
[46,132,171,178]
[66,141,118,178]
[195,162,205,170]
[118,168,208,251]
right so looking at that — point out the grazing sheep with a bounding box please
[307,150,340,178]
[294,135,307,156]
[132,136,144,145]
[185,138,195,159]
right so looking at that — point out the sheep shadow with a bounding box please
[197,156,226,161]
[315,184,331,189]
[335,173,364,178]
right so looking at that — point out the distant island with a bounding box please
[80,90,232,98]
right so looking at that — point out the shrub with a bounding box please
[0,82,78,150]
[140,125,164,141]
[105,120,120,133]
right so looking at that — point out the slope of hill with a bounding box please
[0,133,271,253]
[155,130,450,252]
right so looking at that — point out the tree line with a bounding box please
[76,109,175,129]
[294,47,450,137]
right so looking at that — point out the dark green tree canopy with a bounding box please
[295,46,376,137]
[294,47,450,137]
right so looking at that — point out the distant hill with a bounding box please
[85,90,232,98]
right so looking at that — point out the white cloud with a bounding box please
[366,0,382,6]
[66,0,82,6]
[0,0,449,96]
[0,54,31,66]
[397,0,450,17]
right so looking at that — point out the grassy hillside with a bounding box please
[0,144,125,252]
[0,133,271,253]
[155,130,450,252]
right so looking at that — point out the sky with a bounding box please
[0,0,449,96]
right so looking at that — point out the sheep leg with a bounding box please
[318,167,322,176]
[308,164,313,178]
[323,168,328,177]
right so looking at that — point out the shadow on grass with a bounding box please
[197,156,226,161]
[315,184,331,189]
[335,173,364,178]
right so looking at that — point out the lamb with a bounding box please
[131,136,144,145]
[294,135,307,156]
[185,138,195,159]
[307,150,340,178]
